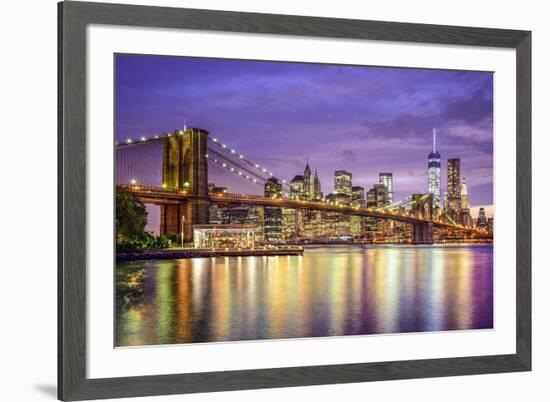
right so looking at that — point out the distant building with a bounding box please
[460,177,469,209]
[447,158,461,219]
[379,173,394,205]
[290,175,305,199]
[428,129,441,208]
[476,207,489,229]
[326,192,351,206]
[264,178,283,243]
[351,186,366,207]
[334,170,352,197]
[265,177,282,198]
[367,184,389,208]
[290,161,322,200]
[313,169,322,200]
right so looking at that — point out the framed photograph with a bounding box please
[58,1,531,400]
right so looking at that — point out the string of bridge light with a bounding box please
[207,153,264,187]
[113,131,293,188]
[208,137,291,188]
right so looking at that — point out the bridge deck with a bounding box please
[120,185,478,232]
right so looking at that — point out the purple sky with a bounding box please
[115,54,493,209]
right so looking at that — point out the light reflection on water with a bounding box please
[115,244,493,346]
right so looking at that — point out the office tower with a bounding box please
[334,170,352,197]
[379,173,393,205]
[264,207,283,243]
[351,186,366,207]
[366,184,389,208]
[290,175,304,199]
[460,177,469,209]
[447,158,461,218]
[476,207,489,229]
[264,177,282,198]
[428,129,441,208]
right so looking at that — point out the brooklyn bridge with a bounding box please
[116,127,483,244]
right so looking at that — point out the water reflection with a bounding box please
[116,244,493,346]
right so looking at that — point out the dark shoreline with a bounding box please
[116,247,304,262]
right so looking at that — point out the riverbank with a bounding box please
[116,247,304,262]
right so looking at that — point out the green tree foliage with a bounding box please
[116,187,148,250]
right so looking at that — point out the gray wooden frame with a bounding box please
[58,1,531,400]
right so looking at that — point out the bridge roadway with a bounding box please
[122,185,475,232]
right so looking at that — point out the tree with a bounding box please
[116,187,148,248]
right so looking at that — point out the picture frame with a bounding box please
[58,1,531,400]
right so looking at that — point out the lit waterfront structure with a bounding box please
[264,178,283,243]
[282,208,298,241]
[379,173,393,205]
[351,186,366,207]
[193,224,255,249]
[447,158,461,219]
[428,129,441,208]
[334,170,352,197]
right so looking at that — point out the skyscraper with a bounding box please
[334,170,352,197]
[428,129,441,208]
[379,173,393,205]
[366,184,389,208]
[447,158,461,218]
[476,207,488,229]
[264,177,282,198]
[351,186,366,207]
[460,177,469,209]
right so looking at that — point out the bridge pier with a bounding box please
[159,127,210,243]
[412,222,433,244]
[160,198,209,242]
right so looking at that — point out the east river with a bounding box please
[115,244,493,346]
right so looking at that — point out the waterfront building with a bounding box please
[350,216,364,238]
[351,186,366,207]
[379,173,394,205]
[428,129,441,208]
[282,208,298,241]
[264,178,283,243]
[334,170,352,197]
[447,158,461,219]
[193,224,255,249]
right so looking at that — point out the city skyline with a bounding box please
[116,54,493,212]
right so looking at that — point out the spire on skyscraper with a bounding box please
[433,128,437,153]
